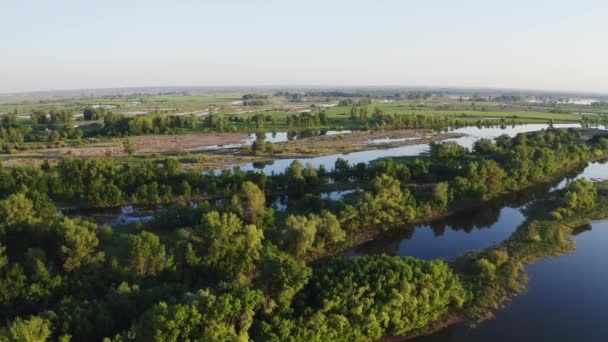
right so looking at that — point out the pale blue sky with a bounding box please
[2,0,608,93]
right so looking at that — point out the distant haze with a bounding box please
[2,0,608,94]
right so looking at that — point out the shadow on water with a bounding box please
[411,219,608,342]
[343,166,587,261]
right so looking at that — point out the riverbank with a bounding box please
[381,183,608,342]
[0,128,463,170]
[309,155,605,264]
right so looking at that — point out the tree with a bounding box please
[197,211,264,277]
[0,243,7,269]
[305,255,466,339]
[134,288,264,342]
[231,181,266,225]
[284,215,317,256]
[0,193,37,227]
[429,141,466,159]
[128,231,166,277]
[1,111,18,129]
[123,138,136,156]
[258,249,312,310]
[164,157,181,176]
[314,211,345,248]
[3,315,52,342]
[318,111,327,125]
[31,111,48,125]
[494,134,512,149]
[58,217,104,272]
[432,182,450,208]
[286,160,306,194]
[287,160,304,181]
[473,138,497,154]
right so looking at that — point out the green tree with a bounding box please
[306,256,467,339]
[258,249,312,310]
[231,181,267,225]
[314,211,345,249]
[0,243,7,269]
[128,231,166,277]
[135,288,264,342]
[197,211,264,277]
[0,193,37,227]
[123,138,136,156]
[58,217,104,272]
[3,315,52,342]
[429,141,466,159]
[473,138,497,154]
[284,215,317,256]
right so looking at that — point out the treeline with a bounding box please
[347,106,518,130]
[1,110,82,153]
[102,113,195,136]
[337,98,371,107]
[456,179,606,322]
[286,111,327,129]
[242,94,269,106]
[581,115,608,128]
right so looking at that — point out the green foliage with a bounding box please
[257,248,312,310]
[0,193,37,227]
[128,231,166,277]
[188,211,264,278]
[473,138,498,154]
[134,288,264,342]
[231,181,267,225]
[283,215,317,257]
[57,217,105,272]
[302,255,467,339]
[0,127,603,341]
[122,138,136,156]
[1,315,52,342]
[551,180,599,219]
[429,141,466,159]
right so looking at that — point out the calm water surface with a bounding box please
[413,219,608,342]
[230,124,581,174]
[343,161,607,260]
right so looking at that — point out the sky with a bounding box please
[2,0,608,94]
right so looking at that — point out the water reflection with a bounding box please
[343,173,577,261]
[189,130,353,151]
[231,124,583,174]
[412,219,608,342]
[344,206,525,260]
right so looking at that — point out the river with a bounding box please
[343,161,608,260]
[228,124,581,174]
[411,217,608,342]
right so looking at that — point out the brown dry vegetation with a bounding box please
[1,129,463,170]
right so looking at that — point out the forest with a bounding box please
[0,127,607,341]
